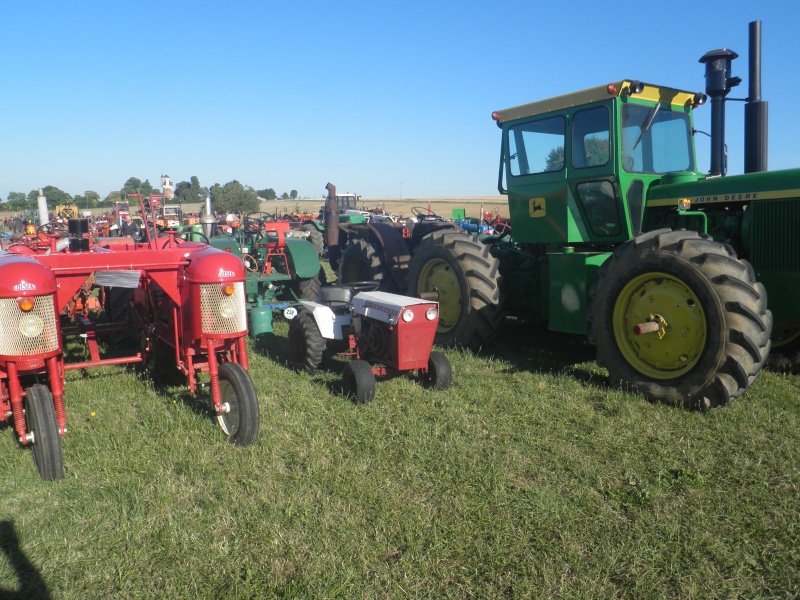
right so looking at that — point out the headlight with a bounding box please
[219,296,237,319]
[402,309,414,322]
[19,314,44,338]
[425,307,438,321]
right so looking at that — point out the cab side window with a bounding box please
[572,107,609,169]
[508,116,566,176]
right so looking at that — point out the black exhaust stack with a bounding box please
[744,20,768,173]
[699,48,740,177]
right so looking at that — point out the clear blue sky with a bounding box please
[1,1,797,201]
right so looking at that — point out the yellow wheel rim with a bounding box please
[771,324,800,349]
[416,258,461,333]
[613,272,707,379]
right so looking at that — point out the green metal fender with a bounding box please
[284,237,320,278]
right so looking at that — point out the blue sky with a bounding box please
[1,1,797,201]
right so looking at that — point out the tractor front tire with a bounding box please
[588,229,771,410]
[338,239,395,292]
[25,384,64,481]
[420,350,452,390]
[216,362,260,446]
[287,310,325,375]
[343,360,376,404]
[407,231,503,350]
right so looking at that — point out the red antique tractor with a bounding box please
[287,282,452,403]
[0,193,260,480]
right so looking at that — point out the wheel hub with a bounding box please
[614,272,707,379]
[416,258,460,332]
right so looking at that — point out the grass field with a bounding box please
[1,311,798,598]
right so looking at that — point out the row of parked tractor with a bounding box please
[1,21,797,483]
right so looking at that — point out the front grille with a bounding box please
[200,282,247,335]
[0,295,59,356]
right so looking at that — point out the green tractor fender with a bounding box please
[207,236,244,259]
[284,237,320,278]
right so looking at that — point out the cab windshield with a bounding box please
[621,103,694,174]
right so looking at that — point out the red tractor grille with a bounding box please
[0,295,59,356]
[200,282,247,335]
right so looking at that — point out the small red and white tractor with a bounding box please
[0,193,259,480]
[287,282,452,403]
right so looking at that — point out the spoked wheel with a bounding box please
[287,310,325,374]
[589,229,771,410]
[420,351,452,390]
[343,360,376,404]
[215,362,260,446]
[25,384,64,481]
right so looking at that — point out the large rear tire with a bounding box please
[588,229,771,409]
[300,223,325,257]
[407,231,503,350]
[338,239,395,292]
[216,362,260,446]
[25,384,64,481]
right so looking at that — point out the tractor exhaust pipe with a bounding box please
[699,47,741,177]
[744,20,768,173]
[324,182,341,268]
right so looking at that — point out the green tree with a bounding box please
[280,192,289,200]
[27,186,72,210]
[257,188,277,200]
[120,177,157,200]
[545,146,565,172]
[210,180,260,214]
[290,189,298,199]
[6,192,28,210]
[175,176,208,205]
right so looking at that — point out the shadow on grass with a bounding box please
[0,521,51,600]
[476,317,608,388]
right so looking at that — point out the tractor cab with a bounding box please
[492,81,705,248]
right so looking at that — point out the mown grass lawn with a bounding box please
[1,317,798,599]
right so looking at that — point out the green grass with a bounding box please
[1,319,798,599]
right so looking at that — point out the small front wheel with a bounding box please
[343,360,376,404]
[25,384,64,481]
[420,351,452,390]
[216,362,260,446]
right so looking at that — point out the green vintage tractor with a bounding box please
[401,21,796,409]
[182,209,322,337]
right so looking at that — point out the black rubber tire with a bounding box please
[338,238,395,292]
[407,231,503,350]
[343,360,376,404]
[287,310,326,374]
[420,350,452,390]
[588,229,772,410]
[767,325,800,374]
[25,384,64,481]
[291,273,321,302]
[215,362,260,446]
[301,223,325,257]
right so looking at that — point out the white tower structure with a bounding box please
[161,174,175,200]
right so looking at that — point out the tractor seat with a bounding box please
[318,286,353,312]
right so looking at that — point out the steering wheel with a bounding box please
[177,230,210,244]
[346,280,381,293]
[37,222,70,237]
[411,207,442,221]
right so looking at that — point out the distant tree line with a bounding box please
[0,176,300,215]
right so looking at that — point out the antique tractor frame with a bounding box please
[0,193,260,480]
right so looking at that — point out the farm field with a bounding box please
[0,315,798,598]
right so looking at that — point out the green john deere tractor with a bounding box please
[405,21,797,409]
